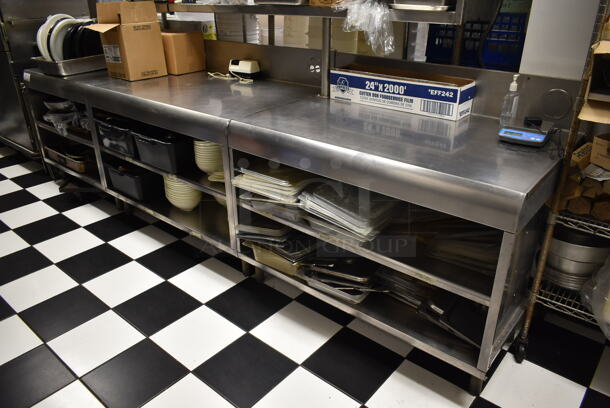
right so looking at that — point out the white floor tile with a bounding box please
[151,305,244,370]
[0,315,43,365]
[169,257,245,304]
[254,367,360,408]
[251,301,341,364]
[0,146,16,157]
[367,360,474,408]
[0,161,43,178]
[481,354,586,408]
[33,380,104,408]
[34,228,104,263]
[109,225,176,259]
[143,374,233,408]
[0,201,58,229]
[63,200,120,227]
[0,230,29,257]
[591,346,610,397]
[0,265,77,312]
[264,276,302,299]
[84,261,163,307]
[26,181,62,200]
[0,179,21,196]
[48,310,144,377]
[347,319,413,357]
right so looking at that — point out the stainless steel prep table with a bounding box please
[25,69,560,384]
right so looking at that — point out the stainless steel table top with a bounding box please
[230,97,560,232]
[25,69,318,143]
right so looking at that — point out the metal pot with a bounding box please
[547,253,603,276]
[549,238,610,263]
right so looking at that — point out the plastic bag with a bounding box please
[334,0,395,56]
[581,256,610,340]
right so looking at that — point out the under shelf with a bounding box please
[556,212,610,239]
[238,252,483,378]
[101,147,226,199]
[239,200,493,306]
[37,121,94,148]
[43,157,101,189]
[536,280,597,325]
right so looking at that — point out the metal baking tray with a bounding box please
[391,0,450,11]
[32,55,106,77]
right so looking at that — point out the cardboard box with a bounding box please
[87,1,167,81]
[591,134,610,170]
[330,64,476,121]
[162,32,206,75]
[579,41,610,124]
[571,142,592,170]
[309,0,339,6]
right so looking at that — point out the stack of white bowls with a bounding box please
[164,175,202,212]
[194,141,223,174]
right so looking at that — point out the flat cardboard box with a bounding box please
[162,32,206,75]
[579,41,610,124]
[591,134,610,170]
[330,64,476,121]
[571,142,592,170]
[87,2,167,81]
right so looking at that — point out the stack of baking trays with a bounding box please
[233,163,400,242]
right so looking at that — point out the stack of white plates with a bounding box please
[194,141,223,174]
[164,175,202,212]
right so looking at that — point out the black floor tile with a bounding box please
[0,247,53,286]
[11,170,52,188]
[82,339,188,408]
[137,240,210,279]
[214,251,244,272]
[580,389,610,408]
[0,220,8,233]
[20,286,109,342]
[152,221,189,239]
[206,278,292,331]
[114,282,201,336]
[0,189,39,213]
[469,397,500,408]
[56,244,131,283]
[85,212,148,242]
[43,192,99,212]
[0,153,28,169]
[407,348,470,391]
[295,293,354,326]
[0,173,5,181]
[194,334,297,408]
[0,296,15,321]
[0,345,75,408]
[526,317,605,386]
[14,214,80,245]
[303,328,403,403]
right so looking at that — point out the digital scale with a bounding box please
[498,122,558,147]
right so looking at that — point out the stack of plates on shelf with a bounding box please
[208,171,225,183]
[299,183,399,242]
[194,141,223,174]
[164,175,202,212]
[232,164,314,203]
[36,14,102,62]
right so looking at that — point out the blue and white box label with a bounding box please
[330,69,476,121]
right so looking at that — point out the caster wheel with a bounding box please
[515,342,527,363]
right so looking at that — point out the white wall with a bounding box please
[519,0,599,80]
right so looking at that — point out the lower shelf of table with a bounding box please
[238,253,484,379]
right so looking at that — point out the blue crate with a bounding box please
[426,13,527,72]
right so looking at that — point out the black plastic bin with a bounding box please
[106,162,159,201]
[97,118,137,157]
[133,129,191,173]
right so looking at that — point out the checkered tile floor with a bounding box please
[1,146,609,408]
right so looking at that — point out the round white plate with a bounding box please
[37,14,73,61]
[49,18,79,62]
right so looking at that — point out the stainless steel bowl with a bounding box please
[547,253,602,276]
[545,266,591,291]
[549,238,610,263]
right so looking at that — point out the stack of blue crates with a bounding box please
[426,13,527,72]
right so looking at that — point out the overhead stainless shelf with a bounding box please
[239,200,493,306]
[166,4,464,25]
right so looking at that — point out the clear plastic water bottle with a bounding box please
[500,74,520,128]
